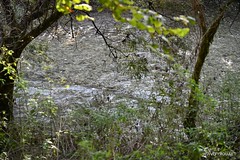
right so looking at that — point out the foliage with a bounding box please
[56,0,94,21]
[1,0,239,159]
[57,0,190,37]
[0,47,18,82]
[3,54,240,159]
[4,80,239,159]
[211,71,240,157]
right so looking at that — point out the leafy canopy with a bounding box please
[56,0,94,21]
[56,0,191,38]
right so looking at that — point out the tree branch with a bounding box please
[191,0,207,35]
[83,11,125,58]
[13,11,63,58]
[20,0,52,29]
[193,0,235,83]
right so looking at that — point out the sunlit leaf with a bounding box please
[7,50,14,55]
[147,26,155,33]
[74,4,92,11]
[153,20,162,28]
[76,14,94,21]
[76,15,86,21]
[56,0,72,14]
[169,28,189,38]
[83,0,89,3]
[129,19,137,26]
[65,85,70,89]
[132,10,143,20]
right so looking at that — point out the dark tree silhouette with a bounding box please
[0,0,63,127]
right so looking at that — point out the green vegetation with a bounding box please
[0,0,239,159]
[1,70,239,159]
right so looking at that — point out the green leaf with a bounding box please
[147,26,155,33]
[132,10,143,20]
[187,16,196,25]
[76,14,94,21]
[7,50,14,55]
[83,0,89,3]
[136,22,146,30]
[73,0,81,3]
[153,20,162,28]
[56,0,72,14]
[122,0,134,5]
[76,15,86,21]
[74,4,92,11]
[65,85,70,89]
[9,76,14,80]
[129,19,137,26]
[151,43,159,49]
[169,28,189,38]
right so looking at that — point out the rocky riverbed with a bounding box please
[15,12,240,116]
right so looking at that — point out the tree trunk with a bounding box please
[0,10,63,127]
[0,0,63,155]
[0,75,14,123]
[183,0,235,138]
[0,47,17,129]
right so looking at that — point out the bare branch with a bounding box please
[13,11,63,58]
[20,0,53,28]
[191,0,207,35]
[82,11,125,59]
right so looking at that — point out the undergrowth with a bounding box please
[0,69,239,159]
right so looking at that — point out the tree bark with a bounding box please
[183,0,235,137]
[0,0,63,129]
[0,75,14,122]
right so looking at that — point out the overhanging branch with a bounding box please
[20,0,52,28]
[13,11,63,58]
